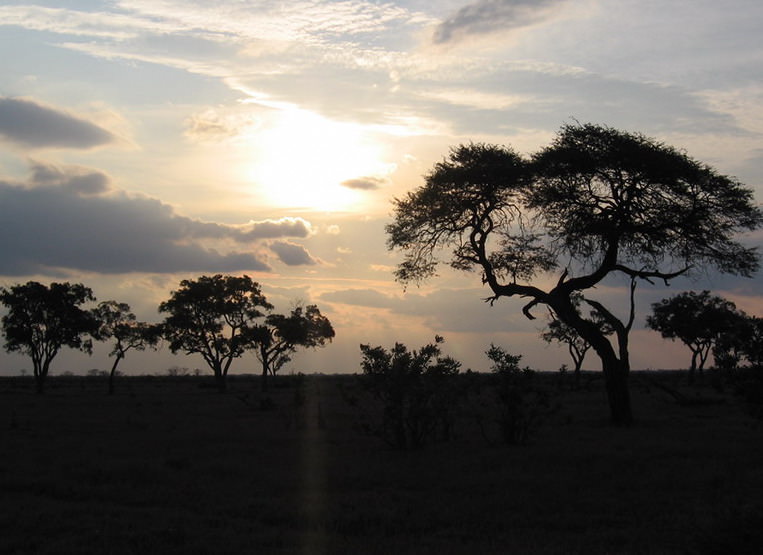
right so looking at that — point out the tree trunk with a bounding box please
[603,361,632,426]
[572,357,583,390]
[260,346,271,393]
[214,367,227,392]
[35,361,49,394]
[35,374,45,394]
[688,350,698,385]
[549,295,633,425]
[108,354,122,395]
[261,364,269,393]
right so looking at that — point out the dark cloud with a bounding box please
[433,0,563,45]
[340,176,387,191]
[240,218,312,240]
[270,241,318,266]
[28,160,111,196]
[0,97,116,149]
[0,163,318,276]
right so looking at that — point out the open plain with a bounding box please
[1,372,762,554]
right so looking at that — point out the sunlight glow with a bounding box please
[246,108,392,212]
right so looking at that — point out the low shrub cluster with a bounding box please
[343,338,556,450]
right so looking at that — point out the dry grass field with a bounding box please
[2,371,762,554]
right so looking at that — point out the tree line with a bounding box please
[0,274,334,394]
[2,122,761,428]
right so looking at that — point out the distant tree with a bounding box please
[387,124,762,425]
[712,311,751,372]
[253,303,335,392]
[541,294,615,387]
[647,291,743,383]
[742,317,763,368]
[158,274,272,392]
[92,300,161,394]
[0,281,97,393]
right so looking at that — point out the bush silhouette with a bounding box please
[354,336,462,450]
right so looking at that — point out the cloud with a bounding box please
[0,163,317,276]
[320,287,529,333]
[269,241,318,266]
[184,108,259,142]
[433,0,566,45]
[0,97,116,149]
[28,160,111,196]
[340,176,388,191]
[239,218,313,240]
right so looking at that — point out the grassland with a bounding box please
[1,371,762,554]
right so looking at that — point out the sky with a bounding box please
[1,0,762,376]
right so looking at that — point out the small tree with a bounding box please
[358,336,461,450]
[159,274,272,392]
[92,300,161,394]
[0,281,97,393]
[253,303,334,392]
[541,294,615,388]
[647,291,742,383]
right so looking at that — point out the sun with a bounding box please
[246,108,390,212]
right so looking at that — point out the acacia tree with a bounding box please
[253,304,335,392]
[647,291,743,383]
[159,274,272,392]
[92,301,161,394]
[387,124,761,425]
[0,281,97,393]
[541,294,615,387]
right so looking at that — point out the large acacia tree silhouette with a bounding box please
[387,123,762,425]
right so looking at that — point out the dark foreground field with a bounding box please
[2,372,762,554]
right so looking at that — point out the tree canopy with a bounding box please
[388,123,762,424]
[254,304,335,392]
[0,281,97,393]
[647,291,743,381]
[92,300,161,394]
[159,274,272,391]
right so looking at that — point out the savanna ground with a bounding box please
[1,370,762,554]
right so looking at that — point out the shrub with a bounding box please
[484,344,554,445]
[353,336,462,450]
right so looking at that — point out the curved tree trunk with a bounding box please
[553,297,634,426]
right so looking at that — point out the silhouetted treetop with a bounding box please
[159,274,272,391]
[0,281,97,393]
[530,123,762,280]
[387,142,549,284]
